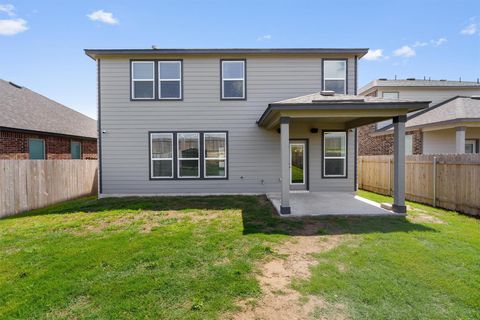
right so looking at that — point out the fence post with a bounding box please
[432,156,437,207]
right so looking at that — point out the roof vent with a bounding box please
[406,78,415,81]
[471,95,480,100]
[8,81,22,89]
[378,78,387,80]
[439,79,446,81]
[320,90,335,96]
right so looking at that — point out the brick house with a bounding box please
[0,79,97,160]
[357,79,480,155]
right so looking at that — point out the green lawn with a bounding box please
[1,192,479,319]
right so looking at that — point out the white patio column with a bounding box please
[456,126,466,154]
[280,117,291,214]
[393,115,407,214]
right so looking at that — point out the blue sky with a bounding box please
[0,0,479,119]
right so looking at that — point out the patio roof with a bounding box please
[374,96,480,134]
[257,92,430,129]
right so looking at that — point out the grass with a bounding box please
[295,190,480,320]
[1,191,479,319]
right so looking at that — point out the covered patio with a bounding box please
[257,92,430,215]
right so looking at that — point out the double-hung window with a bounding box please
[204,133,227,178]
[221,60,245,99]
[131,61,155,99]
[150,132,228,179]
[323,131,347,178]
[158,61,182,99]
[323,60,347,94]
[151,133,174,178]
[177,133,200,178]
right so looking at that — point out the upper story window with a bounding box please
[159,61,182,99]
[221,60,246,100]
[131,61,155,99]
[323,60,347,94]
[382,92,399,99]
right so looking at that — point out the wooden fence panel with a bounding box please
[0,160,98,218]
[358,154,480,216]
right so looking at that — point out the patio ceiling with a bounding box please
[257,92,430,130]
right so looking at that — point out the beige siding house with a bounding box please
[358,79,480,155]
[85,48,428,214]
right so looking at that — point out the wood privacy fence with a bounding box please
[358,155,480,216]
[0,160,98,218]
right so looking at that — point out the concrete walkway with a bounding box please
[267,192,403,217]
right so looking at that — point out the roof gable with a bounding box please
[0,80,97,138]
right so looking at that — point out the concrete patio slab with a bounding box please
[267,192,404,217]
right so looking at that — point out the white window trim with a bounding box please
[177,133,200,179]
[150,133,174,179]
[323,60,347,94]
[204,132,227,178]
[290,142,306,185]
[131,61,155,100]
[465,139,477,153]
[221,60,245,99]
[158,61,182,100]
[323,132,347,178]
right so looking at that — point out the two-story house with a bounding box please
[85,48,429,214]
[358,79,480,155]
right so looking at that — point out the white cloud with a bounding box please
[257,34,271,41]
[0,4,15,16]
[393,45,416,58]
[87,10,118,25]
[363,49,383,61]
[412,41,428,48]
[0,18,28,35]
[431,37,447,46]
[461,23,477,35]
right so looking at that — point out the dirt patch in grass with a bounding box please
[226,220,350,320]
[48,295,95,319]
[67,209,236,235]
[408,212,445,224]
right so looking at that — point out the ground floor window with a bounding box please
[149,131,228,179]
[465,139,478,153]
[71,141,82,159]
[204,132,227,178]
[177,133,200,178]
[405,135,413,155]
[151,133,174,178]
[29,138,45,160]
[323,131,347,178]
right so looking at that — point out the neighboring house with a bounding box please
[357,79,480,155]
[0,79,97,160]
[85,48,429,214]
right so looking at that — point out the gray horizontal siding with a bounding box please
[100,56,357,195]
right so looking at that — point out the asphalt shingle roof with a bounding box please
[359,79,480,94]
[406,96,480,128]
[271,92,427,105]
[0,79,97,139]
